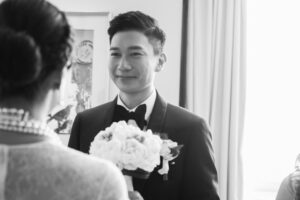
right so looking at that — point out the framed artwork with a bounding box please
[47,12,118,138]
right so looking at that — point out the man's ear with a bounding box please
[155,53,167,72]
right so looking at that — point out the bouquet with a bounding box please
[89,120,182,190]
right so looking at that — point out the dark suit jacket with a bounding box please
[68,93,220,200]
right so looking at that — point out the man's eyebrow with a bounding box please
[109,47,119,51]
[128,46,144,50]
[109,46,145,51]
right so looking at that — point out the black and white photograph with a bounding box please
[0,0,299,200]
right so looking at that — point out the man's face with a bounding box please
[109,30,162,94]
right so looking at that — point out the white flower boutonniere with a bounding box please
[158,139,183,180]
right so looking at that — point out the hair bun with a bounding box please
[0,28,42,89]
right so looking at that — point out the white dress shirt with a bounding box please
[117,90,157,122]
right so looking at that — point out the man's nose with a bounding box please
[117,57,132,70]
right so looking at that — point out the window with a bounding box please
[244,0,300,199]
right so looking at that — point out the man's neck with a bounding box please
[119,87,155,109]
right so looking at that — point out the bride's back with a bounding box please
[0,140,127,200]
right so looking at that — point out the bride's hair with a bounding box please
[0,0,72,100]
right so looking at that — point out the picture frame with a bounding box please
[66,11,116,108]
[47,12,118,144]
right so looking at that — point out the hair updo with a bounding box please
[0,0,72,100]
[0,28,42,88]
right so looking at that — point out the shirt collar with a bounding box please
[117,91,157,121]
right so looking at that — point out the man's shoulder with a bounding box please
[166,103,205,123]
[164,103,210,135]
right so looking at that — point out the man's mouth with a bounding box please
[116,75,136,78]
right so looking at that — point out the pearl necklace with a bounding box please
[0,107,61,142]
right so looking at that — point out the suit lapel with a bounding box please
[102,97,118,129]
[147,92,168,133]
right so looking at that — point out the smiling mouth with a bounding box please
[116,75,136,78]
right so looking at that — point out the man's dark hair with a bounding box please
[108,11,166,54]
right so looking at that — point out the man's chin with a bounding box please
[115,80,136,90]
[118,87,139,94]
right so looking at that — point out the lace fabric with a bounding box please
[0,146,7,200]
[0,140,128,200]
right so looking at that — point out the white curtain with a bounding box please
[184,0,246,200]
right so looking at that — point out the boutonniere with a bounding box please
[157,134,183,181]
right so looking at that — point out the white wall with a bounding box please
[49,0,182,105]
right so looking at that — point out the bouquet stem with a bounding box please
[124,175,134,191]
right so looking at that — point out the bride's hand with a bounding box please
[128,191,144,200]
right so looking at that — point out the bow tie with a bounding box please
[113,104,147,129]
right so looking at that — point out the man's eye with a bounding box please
[110,52,121,57]
[131,52,143,56]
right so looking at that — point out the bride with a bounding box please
[0,0,128,199]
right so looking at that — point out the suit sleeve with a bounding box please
[68,114,81,150]
[181,118,220,200]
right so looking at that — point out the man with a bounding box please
[69,11,220,200]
